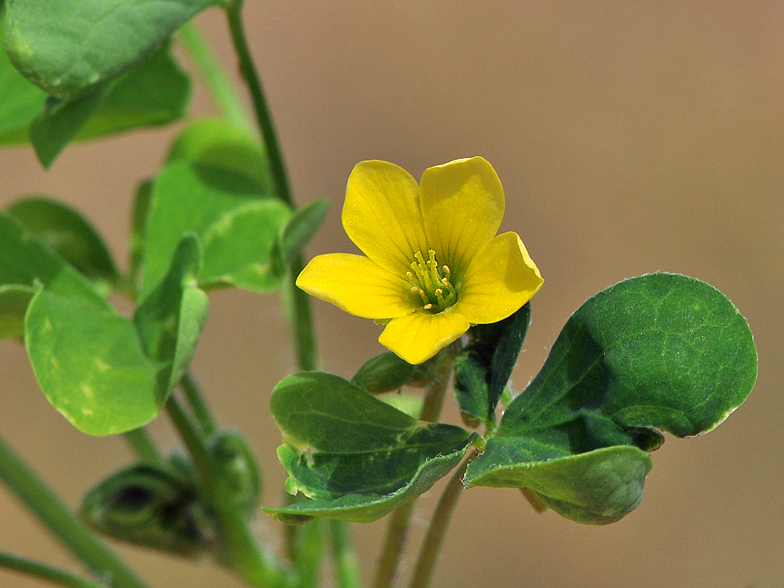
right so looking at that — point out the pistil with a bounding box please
[407,250,457,313]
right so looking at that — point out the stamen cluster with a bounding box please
[406,250,457,313]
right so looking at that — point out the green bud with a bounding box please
[352,352,433,394]
[208,430,261,515]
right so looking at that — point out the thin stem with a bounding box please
[225,0,292,206]
[122,428,163,465]
[292,520,323,588]
[179,371,218,436]
[177,21,254,134]
[0,434,150,588]
[166,395,292,588]
[281,257,318,372]
[330,520,363,588]
[373,348,457,588]
[407,451,477,588]
[0,552,106,588]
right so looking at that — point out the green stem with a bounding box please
[407,451,477,588]
[330,520,363,588]
[225,0,292,206]
[180,371,218,436]
[177,21,254,134]
[281,257,318,372]
[122,428,162,465]
[373,348,457,588]
[166,395,292,588]
[292,521,323,588]
[0,434,150,588]
[0,552,106,588]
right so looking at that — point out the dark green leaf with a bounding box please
[465,444,652,525]
[267,371,474,522]
[0,211,108,308]
[7,197,118,292]
[466,274,757,524]
[0,15,46,145]
[271,199,330,274]
[454,303,531,424]
[81,463,213,557]
[0,284,33,338]
[4,0,217,100]
[351,351,415,394]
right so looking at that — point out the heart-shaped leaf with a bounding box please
[466,274,757,523]
[265,371,474,523]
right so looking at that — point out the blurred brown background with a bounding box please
[1,2,783,587]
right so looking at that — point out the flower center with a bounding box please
[406,250,457,313]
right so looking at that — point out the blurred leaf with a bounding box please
[0,284,33,338]
[454,303,531,425]
[143,121,290,296]
[4,0,217,100]
[266,372,474,523]
[208,430,262,515]
[24,235,207,435]
[129,179,153,287]
[466,274,757,524]
[0,211,108,308]
[0,15,46,145]
[166,118,270,192]
[271,199,330,274]
[28,45,190,167]
[81,463,213,557]
[7,196,118,292]
[134,235,208,401]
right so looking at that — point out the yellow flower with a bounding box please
[296,157,544,365]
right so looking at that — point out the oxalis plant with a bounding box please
[0,2,759,588]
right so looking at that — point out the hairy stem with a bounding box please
[0,434,150,588]
[166,395,292,588]
[373,347,458,588]
[0,552,106,588]
[407,451,477,588]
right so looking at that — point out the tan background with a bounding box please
[1,2,783,587]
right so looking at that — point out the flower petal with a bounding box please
[453,232,543,324]
[420,157,505,276]
[342,161,430,276]
[297,253,415,319]
[379,310,470,365]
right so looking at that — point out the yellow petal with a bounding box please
[453,232,543,324]
[379,310,470,364]
[420,157,505,276]
[297,253,415,319]
[342,161,430,276]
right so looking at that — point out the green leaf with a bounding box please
[0,15,46,145]
[134,235,208,400]
[0,283,33,338]
[4,0,217,100]
[7,197,118,292]
[0,211,108,308]
[454,303,531,424]
[465,274,757,524]
[81,463,213,557]
[265,371,474,523]
[28,45,190,168]
[142,122,290,296]
[24,235,207,435]
[128,179,153,288]
[25,289,160,435]
[166,118,270,192]
[271,199,330,274]
[466,444,652,525]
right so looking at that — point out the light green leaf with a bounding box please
[4,0,218,100]
[28,45,190,168]
[129,179,153,287]
[0,211,108,308]
[143,126,289,296]
[24,235,207,435]
[7,197,118,292]
[466,274,757,524]
[266,371,474,523]
[25,288,160,435]
[0,15,46,144]
[0,284,33,338]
